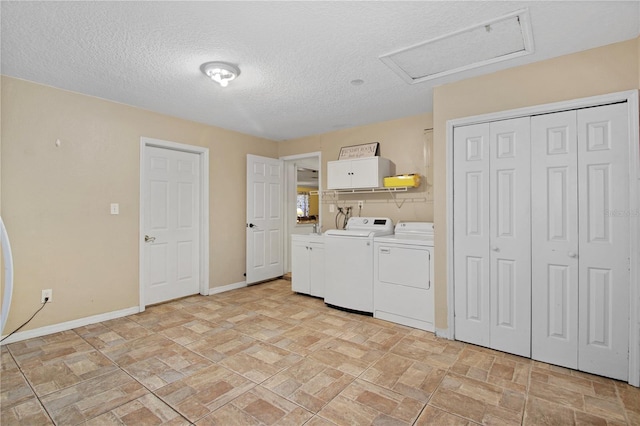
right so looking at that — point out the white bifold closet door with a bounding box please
[532,103,630,381]
[454,117,531,357]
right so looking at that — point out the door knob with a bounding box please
[491,246,499,252]
[568,251,577,258]
[144,235,156,243]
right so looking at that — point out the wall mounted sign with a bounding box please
[338,142,380,160]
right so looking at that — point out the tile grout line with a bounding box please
[521,357,533,425]
[150,293,318,424]
[76,328,194,426]
[5,345,57,425]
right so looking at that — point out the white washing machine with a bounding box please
[374,222,434,331]
[324,217,393,313]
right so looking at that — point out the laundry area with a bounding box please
[290,86,640,388]
[291,147,437,333]
[292,215,436,332]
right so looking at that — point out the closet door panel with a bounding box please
[577,103,629,381]
[531,111,579,369]
[489,117,531,357]
[454,123,491,347]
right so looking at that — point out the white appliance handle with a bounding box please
[1,216,14,335]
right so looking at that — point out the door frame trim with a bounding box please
[445,90,640,386]
[281,151,322,273]
[139,137,210,311]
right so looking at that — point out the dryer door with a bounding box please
[378,245,430,290]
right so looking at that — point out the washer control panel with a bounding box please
[345,217,393,234]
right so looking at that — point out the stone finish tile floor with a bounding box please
[1,279,639,425]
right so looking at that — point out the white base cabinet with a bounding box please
[291,235,325,297]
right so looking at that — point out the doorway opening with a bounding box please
[282,152,322,273]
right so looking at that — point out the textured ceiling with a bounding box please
[1,1,638,141]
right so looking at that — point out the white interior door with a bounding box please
[531,110,579,368]
[532,104,630,380]
[246,154,284,284]
[577,103,629,381]
[489,117,531,357]
[144,146,200,305]
[454,123,491,347]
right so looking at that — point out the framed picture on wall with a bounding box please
[338,142,380,160]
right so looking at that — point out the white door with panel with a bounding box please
[489,118,531,357]
[453,117,531,357]
[453,123,491,347]
[144,146,200,305]
[532,103,630,381]
[246,154,284,284]
[531,110,579,368]
[291,235,325,297]
[291,238,311,294]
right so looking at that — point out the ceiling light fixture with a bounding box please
[200,61,240,87]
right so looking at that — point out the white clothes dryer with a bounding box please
[324,217,393,313]
[374,222,435,331]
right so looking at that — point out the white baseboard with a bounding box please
[1,281,251,344]
[436,327,453,340]
[208,281,247,295]
[0,306,140,345]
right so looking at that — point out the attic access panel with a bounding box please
[380,9,534,84]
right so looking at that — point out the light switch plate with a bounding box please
[110,203,119,215]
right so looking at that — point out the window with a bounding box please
[296,193,309,217]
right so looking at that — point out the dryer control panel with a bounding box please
[345,217,393,234]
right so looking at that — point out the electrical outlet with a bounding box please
[358,200,364,209]
[41,289,52,304]
[329,204,335,213]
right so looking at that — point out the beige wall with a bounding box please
[432,37,640,330]
[0,76,277,332]
[279,113,434,229]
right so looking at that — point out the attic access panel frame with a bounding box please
[380,9,534,84]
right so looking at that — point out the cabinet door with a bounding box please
[531,110,579,369]
[453,123,491,347]
[309,242,325,297]
[350,158,379,188]
[291,240,310,294]
[327,161,352,189]
[489,117,531,357]
[577,103,629,381]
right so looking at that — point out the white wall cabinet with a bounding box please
[291,235,325,297]
[453,102,632,381]
[327,157,395,189]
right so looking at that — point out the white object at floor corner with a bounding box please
[0,216,14,335]
[374,221,435,331]
[323,217,393,313]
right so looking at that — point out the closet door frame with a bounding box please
[445,90,640,387]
